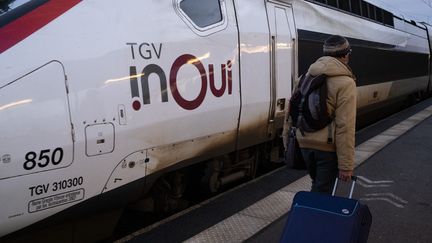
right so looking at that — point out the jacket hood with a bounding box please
[308,56,354,78]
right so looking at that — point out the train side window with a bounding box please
[338,0,350,12]
[383,10,394,26]
[368,4,376,21]
[315,0,327,4]
[361,1,369,18]
[350,0,361,15]
[327,0,338,8]
[375,8,383,23]
[179,0,222,28]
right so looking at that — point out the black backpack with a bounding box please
[289,73,333,135]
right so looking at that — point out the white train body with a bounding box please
[0,0,431,239]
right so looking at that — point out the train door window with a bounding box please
[176,0,227,35]
[361,1,369,18]
[327,0,338,8]
[338,0,350,12]
[350,0,361,15]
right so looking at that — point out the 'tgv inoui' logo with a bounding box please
[129,54,233,111]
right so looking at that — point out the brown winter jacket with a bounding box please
[283,56,357,171]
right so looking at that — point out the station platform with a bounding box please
[117,98,432,243]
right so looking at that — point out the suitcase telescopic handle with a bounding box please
[332,176,357,199]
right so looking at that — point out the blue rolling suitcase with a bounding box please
[280,177,372,243]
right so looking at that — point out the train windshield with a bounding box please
[0,0,32,16]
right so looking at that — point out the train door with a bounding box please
[234,0,296,150]
[265,1,296,137]
[234,0,273,150]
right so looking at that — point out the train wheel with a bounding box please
[151,172,189,214]
[247,147,261,179]
[201,159,222,193]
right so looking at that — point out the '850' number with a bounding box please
[23,148,64,170]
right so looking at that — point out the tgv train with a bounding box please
[1,0,431,241]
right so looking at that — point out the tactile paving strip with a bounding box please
[185,214,268,243]
[184,191,296,243]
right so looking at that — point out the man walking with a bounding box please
[284,35,357,194]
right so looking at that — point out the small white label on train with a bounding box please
[28,189,85,213]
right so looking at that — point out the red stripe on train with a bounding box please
[0,0,81,54]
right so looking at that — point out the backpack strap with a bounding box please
[296,97,306,137]
[327,123,333,144]
[295,74,309,137]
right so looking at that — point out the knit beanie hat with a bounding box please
[323,35,351,57]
